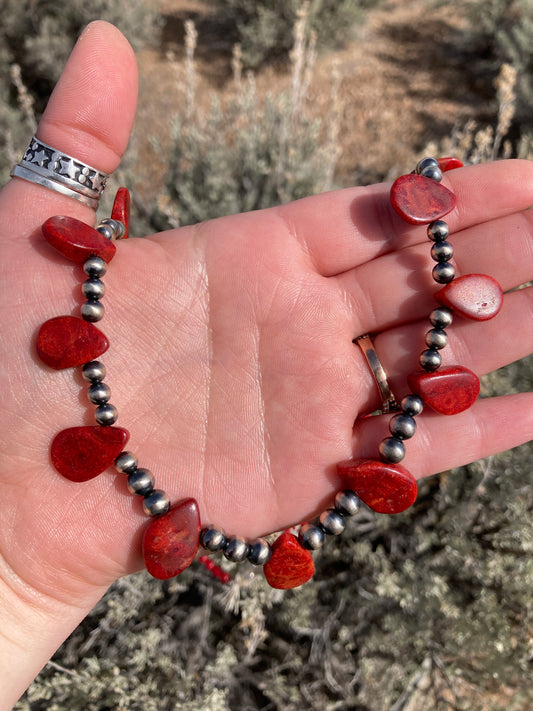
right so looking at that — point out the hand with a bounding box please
[1,21,532,706]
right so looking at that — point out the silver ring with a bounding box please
[355,335,400,414]
[10,136,108,208]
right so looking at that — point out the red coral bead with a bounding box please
[36,316,109,369]
[390,174,456,225]
[435,274,503,321]
[111,187,131,239]
[42,215,116,263]
[407,366,480,415]
[437,156,464,172]
[51,426,129,482]
[143,499,201,580]
[337,459,417,514]
[264,531,314,589]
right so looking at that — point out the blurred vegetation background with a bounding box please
[2,0,532,708]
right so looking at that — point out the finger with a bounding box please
[334,206,533,335]
[351,287,533,416]
[0,21,137,237]
[352,393,533,480]
[277,160,533,277]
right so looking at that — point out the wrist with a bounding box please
[0,558,106,709]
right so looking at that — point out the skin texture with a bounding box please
[0,21,532,708]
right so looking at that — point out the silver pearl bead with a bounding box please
[83,256,107,278]
[400,394,423,416]
[82,360,106,382]
[95,403,118,426]
[419,349,442,371]
[82,278,106,300]
[224,535,249,562]
[127,467,155,496]
[248,538,272,565]
[379,436,405,463]
[432,263,455,284]
[96,223,114,241]
[431,241,453,262]
[427,220,449,242]
[389,413,417,440]
[115,451,138,474]
[421,165,442,182]
[88,381,111,404]
[334,489,360,517]
[81,300,105,322]
[429,306,453,329]
[143,489,170,517]
[299,523,325,550]
[319,508,345,536]
[100,218,125,239]
[200,526,227,552]
[425,328,448,350]
[416,157,439,174]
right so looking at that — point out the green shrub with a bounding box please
[205,0,380,68]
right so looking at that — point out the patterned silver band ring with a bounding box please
[10,136,108,203]
[10,164,100,210]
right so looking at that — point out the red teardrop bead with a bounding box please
[435,274,503,321]
[51,426,130,482]
[390,174,456,225]
[437,156,464,172]
[407,366,480,415]
[37,316,109,369]
[111,187,131,239]
[42,215,116,263]
[143,499,201,579]
[264,531,315,589]
[337,459,417,514]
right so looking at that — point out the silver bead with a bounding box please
[96,223,114,241]
[224,535,249,562]
[81,300,105,322]
[82,278,106,300]
[416,157,439,174]
[421,165,442,182]
[334,489,360,517]
[299,523,325,550]
[248,538,272,565]
[200,526,227,552]
[429,306,453,329]
[100,217,125,239]
[400,394,423,416]
[319,508,345,536]
[88,381,111,404]
[115,451,138,474]
[425,328,448,350]
[431,241,453,263]
[419,349,442,371]
[82,360,106,382]
[427,220,449,242]
[83,256,107,278]
[127,467,155,496]
[379,436,405,463]
[95,403,118,426]
[432,263,455,284]
[389,413,417,440]
[143,489,170,516]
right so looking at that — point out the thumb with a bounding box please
[0,20,138,235]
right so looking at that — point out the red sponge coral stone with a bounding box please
[264,531,315,589]
[143,499,201,579]
[407,366,480,415]
[42,215,116,263]
[111,187,131,239]
[435,274,503,321]
[36,316,109,369]
[437,156,464,172]
[337,459,417,514]
[390,174,456,225]
[51,426,129,482]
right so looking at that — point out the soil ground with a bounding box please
[133,0,496,203]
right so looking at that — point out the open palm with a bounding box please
[0,26,532,697]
